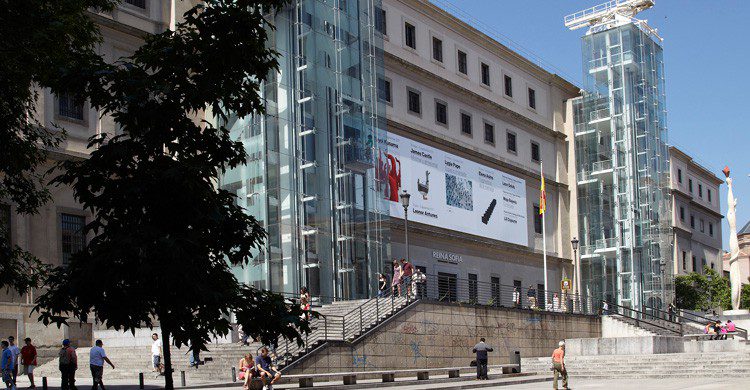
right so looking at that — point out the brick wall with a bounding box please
[288,301,601,374]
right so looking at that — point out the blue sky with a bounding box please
[433,0,750,250]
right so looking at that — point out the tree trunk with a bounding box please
[162,325,174,390]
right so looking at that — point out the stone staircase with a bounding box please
[34,296,412,384]
[522,351,750,379]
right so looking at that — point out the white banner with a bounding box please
[378,133,528,246]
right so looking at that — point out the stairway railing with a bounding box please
[643,305,748,340]
[604,300,683,336]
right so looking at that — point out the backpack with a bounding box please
[59,347,70,366]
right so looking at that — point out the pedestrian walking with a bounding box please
[377,274,388,297]
[58,339,77,390]
[89,340,114,390]
[472,338,493,380]
[552,341,569,390]
[1,341,14,390]
[151,333,162,377]
[299,287,311,320]
[527,285,537,309]
[400,259,414,298]
[512,287,520,308]
[6,338,18,386]
[391,260,402,297]
[411,268,426,300]
[20,338,36,389]
[552,292,560,312]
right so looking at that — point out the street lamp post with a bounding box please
[571,237,580,302]
[400,190,411,263]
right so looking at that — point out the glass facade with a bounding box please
[573,23,672,311]
[219,0,388,301]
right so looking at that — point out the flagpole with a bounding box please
[541,161,548,303]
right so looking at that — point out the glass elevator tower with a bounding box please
[566,0,672,312]
[219,0,389,302]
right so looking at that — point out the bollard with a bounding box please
[232,366,237,382]
[42,377,48,390]
[139,372,144,389]
[181,370,186,387]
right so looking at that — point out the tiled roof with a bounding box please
[740,220,750,236]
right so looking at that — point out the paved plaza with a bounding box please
[496,377,750,390]
[11,374,749,389]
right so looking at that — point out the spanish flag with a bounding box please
[539,174,546,215]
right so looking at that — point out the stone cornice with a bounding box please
[87,12,151,40]
[385,52,568,143]
[403,0,580,94]
[387,119,568,190]
[669,146,723,185]
[689,199,724,219]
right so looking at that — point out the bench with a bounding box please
[284,364,520,388]
[683,333,738,340]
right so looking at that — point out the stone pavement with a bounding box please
[495,377,750,390]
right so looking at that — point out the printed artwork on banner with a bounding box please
[384,133,528,246]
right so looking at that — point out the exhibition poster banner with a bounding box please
[378,133,528,246]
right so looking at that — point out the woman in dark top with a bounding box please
[378,274,388,297]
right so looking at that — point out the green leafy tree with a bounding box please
[0,0,117,294]
[32,1,304,389]
[675,267,731,310]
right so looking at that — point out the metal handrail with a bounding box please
[644,305,748,340]
[604,300,682,335]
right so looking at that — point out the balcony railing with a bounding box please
[595,237,618,250]
[592,160,613,172]
[589,108,611,122]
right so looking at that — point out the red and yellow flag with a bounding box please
[539,175,547,215]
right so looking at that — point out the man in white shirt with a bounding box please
[89,340,114,390]
[151,333,162,377]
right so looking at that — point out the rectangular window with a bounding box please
[504,75,513,97]
[468,273,478,303]
[432,37,443,62]
[377,78,391,103]
[437,272,457,302]
[533,204,542,234]
[0,204,10,245]
[484,122,495,145]
[375,8,386,35]
[58,93,84,120]
[700,219,705,233]
[690,215,695,229]
[692,256,698,272]
[677,168,682,183]
[708,189,712,202]
[688,179,693,192]
[404,22,416,49]
[460,112,472,136]
[457,50,467,75]
[698,184,703,198]
[61,213,86,265]
[124,0,146,8]
[506,131,517,153]
[435,100,447,126]
[531,141,540,162]
[709,222,714,236]
[682,251,686,270]
[407,89,421,115]
[679,206,685,221]
[528,88,536,109]
[481,62,490,86]
[491,276,501,306]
